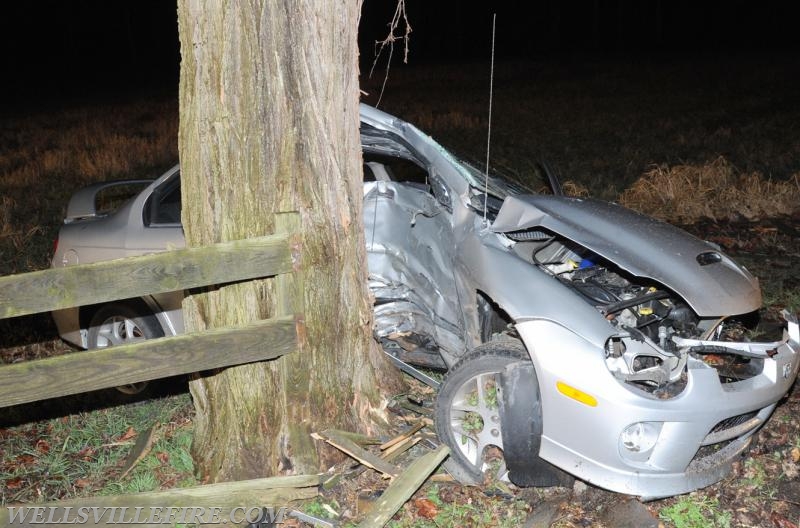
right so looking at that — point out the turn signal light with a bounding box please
[556,381,598,407]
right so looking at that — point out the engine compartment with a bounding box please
[506,228,771,396]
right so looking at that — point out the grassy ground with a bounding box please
[1,395,195,504]
[1,54,799,526]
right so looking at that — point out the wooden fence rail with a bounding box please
[0,315,298,407]
[0,233,294,319]
[0,218,301,408]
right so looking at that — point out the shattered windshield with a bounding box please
[459,159,531,199]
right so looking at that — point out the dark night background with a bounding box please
[1,1,798,104]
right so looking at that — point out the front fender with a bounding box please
[462,229,615,349]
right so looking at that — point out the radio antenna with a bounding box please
[483,13,497,225]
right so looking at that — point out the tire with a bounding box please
[87,304,165,397]
[435,339,533,485]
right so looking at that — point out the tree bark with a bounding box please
[177,0,402,482]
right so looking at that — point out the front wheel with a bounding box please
[435,340,532,485]
[87,304,164,396]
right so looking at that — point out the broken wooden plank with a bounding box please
[326,429,382,447]
[382,436,421,463]
[314,430,400,477]
[120,426,158,479]
[358,445,450,528]
[288,510,336,528]
[320,472,343,491]
[397,401,433,417]
[396,414,433,428]
[379,421,425,451]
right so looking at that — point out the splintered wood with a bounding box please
[313,420,437,478]
[313,429,401,478]
[313,422,450,528]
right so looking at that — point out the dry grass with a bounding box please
[0,102,177,189]
[0,100,178,276]
[619,156,800,223]
[561,180,590,197]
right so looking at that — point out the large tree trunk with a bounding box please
[177,0,403,482]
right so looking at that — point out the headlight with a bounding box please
[605,336,688,399]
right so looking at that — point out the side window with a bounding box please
[144,173,182,226]
[363,153,430,191]
[363,152,451,211]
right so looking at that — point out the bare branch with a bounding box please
[369,0,412,107]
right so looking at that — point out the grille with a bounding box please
[710,411,758,434]
[687,434,752,474]
[702,411,762,446]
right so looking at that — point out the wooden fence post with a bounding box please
[273,212,303,318]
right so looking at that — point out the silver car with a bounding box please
[52,104,800,498]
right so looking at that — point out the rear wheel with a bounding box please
[435,340,532,485]
[87,304,164,396]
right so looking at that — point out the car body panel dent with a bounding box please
[364,181,464,363]
[461,220,617,349]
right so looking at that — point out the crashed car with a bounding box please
[52,104,799,498]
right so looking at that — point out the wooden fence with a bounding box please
[0,213,301,408]
[0,211,449,527]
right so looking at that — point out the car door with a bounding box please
[121,168,186,332]
[123,168,185,254]
[363,153,464,364]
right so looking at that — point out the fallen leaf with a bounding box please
[156,451,170,464]
[6,477,23,490]
[791,447,800,463]
[74,478,91,488]
[77,446,96,460]
[708,236,737,249]
[15,454,36,467]
[414,498,439,519]
[771,512,799,528]
[118,427,137,442]
[35,439,50,453]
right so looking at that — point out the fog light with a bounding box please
[620,422,661,456]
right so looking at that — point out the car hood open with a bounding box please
[491,194,761,317]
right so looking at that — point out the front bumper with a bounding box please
[515,313,800,498]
